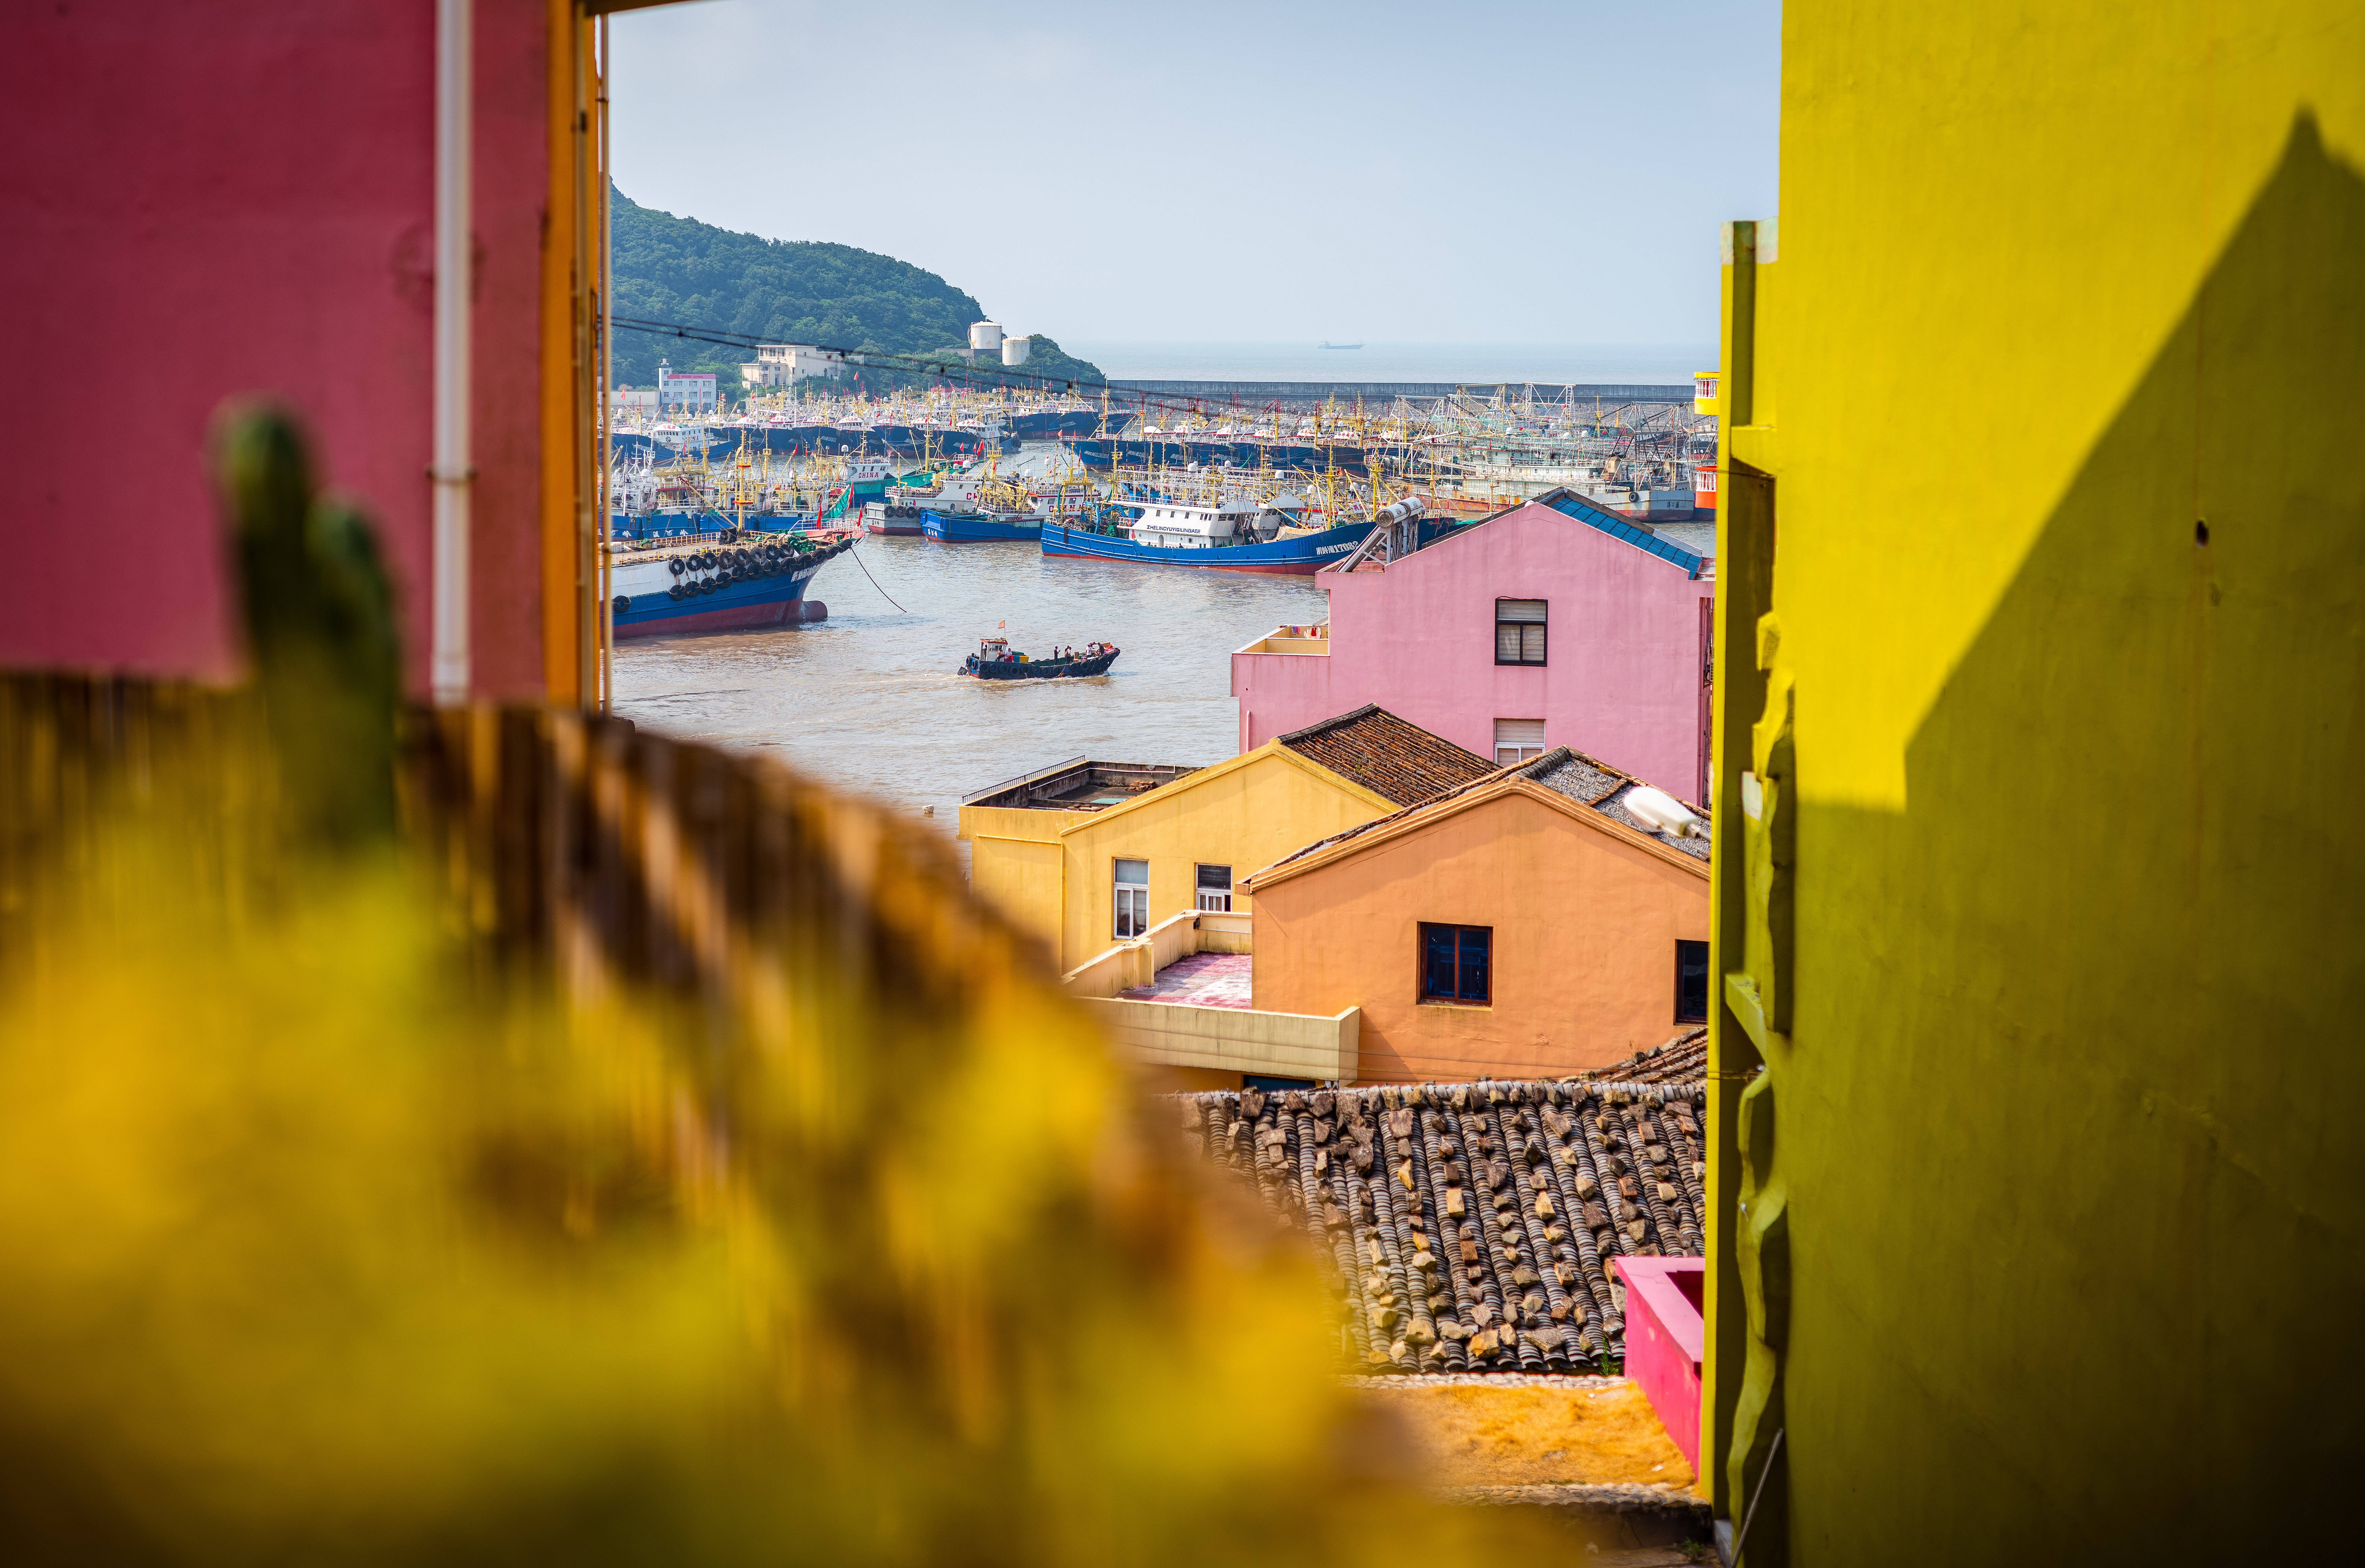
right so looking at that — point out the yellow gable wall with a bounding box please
[1706,3,2365,1561]
[1056,746,1394,973]
[959,804,1082,955]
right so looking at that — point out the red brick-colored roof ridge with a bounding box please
[1275,704,1494,808]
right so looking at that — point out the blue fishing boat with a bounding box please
[607,533,853,638]
[1039,510,1376,575]
[924,510,1042,542]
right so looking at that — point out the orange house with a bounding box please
[1243,747,1710,1082]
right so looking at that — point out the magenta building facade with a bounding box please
[1,1,586,698]
[1232,495,1716,804]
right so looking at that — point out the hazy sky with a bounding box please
[611,0,1780,346]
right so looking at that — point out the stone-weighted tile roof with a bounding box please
[1586,1029,1707,1084]
[1173,1076,1707,1374]
[1255,744,1709,882]
[1276,704,1496,807]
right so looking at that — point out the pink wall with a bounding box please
[1614,1256,1704,1468]
[1232,503,1713,803]
[0,2,553,697]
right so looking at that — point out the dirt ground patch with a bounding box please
[1360,1380,1697,1491]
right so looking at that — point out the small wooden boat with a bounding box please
[960,637,1119,680]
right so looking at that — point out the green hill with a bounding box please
[609,185,1102,396]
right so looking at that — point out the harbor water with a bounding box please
[611,529,1326,865]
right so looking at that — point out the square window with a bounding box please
[1676,938,1710,1023]
[1195,863,1233,913]
[1495,598,1547,666]
[1494,718,1545,766]
[1419,923,1493,1005]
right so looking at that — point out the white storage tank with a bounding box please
[1001,335,1032,367]
[969,320,1003,353]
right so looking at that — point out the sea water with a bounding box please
[611,528,1326,862]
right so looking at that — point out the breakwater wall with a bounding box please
[1108,380,1696,407]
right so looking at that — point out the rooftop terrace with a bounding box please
[961,756,1201,812]
[1118,950,1253,1008]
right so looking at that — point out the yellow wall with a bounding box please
[1705,3,2365,1562]
[1051,744,1396,972]
[959,803,1082,950]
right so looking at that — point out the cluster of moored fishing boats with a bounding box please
[602,440,1439,643]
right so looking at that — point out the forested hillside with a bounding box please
[609,185,1101,395]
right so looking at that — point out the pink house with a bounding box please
[1,1,641,705]
[1232,492,1715,804]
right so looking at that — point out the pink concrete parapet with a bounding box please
[1614,1255,1704,1468]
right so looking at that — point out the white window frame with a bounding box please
[1495,718,1546,766]
[1195,863,1233,913]
[1113,858,1149,939]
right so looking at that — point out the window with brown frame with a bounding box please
[1420,923,1493,1005]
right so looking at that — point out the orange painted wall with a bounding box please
[1251,790,1708,1082]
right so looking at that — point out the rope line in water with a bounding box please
[845,543,910,615]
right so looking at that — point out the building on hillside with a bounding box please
[655,361,718,412]
[1693,3,2363,1562]
[740,343,839,387]
[609,387,657,413]
[959,706,1490,972]
[4,0,642,706]
[1241,746,1710,1083]
[1232,491,1716,804]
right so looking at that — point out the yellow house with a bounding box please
[1696,2,2363,1563]
[958,705,1493,971]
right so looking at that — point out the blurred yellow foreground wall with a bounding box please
[1704,2,2365,1561]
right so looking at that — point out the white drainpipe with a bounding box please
[431,0,473,705]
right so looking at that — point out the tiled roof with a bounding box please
[1521,749,1711,861]
[1255,745,1708,881]
[1584,1029,1708,1084]
[1173,1075,1707,1374]
[1276,704,1495,807]
[1533,490,1709,577]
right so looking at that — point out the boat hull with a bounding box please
[924,510,1042,542]
[1038,519,1374,574]
[610,537,851,639]
[963,650,1119,680]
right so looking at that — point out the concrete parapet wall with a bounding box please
[1079,997,1359,1083]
